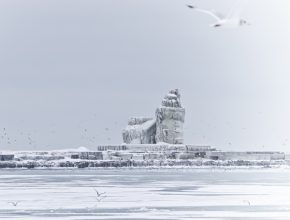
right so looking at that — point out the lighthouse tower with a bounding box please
[155,89,185,144]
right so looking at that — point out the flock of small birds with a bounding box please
[0,126,114,148]
[1,128,36,146]
[0,112,121,148]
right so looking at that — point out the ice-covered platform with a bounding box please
[0,144,287,168]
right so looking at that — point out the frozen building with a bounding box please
[122,89,185,145]
[122,117,156,144]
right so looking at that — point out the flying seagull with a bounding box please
[93,188,107,202]
[8,201,20,207]
[186,4,250,28]
[93,188,106,197]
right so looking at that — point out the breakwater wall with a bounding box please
[0,144,287,168]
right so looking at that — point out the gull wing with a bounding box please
[8,201,19,206]
[187,5,225,21]
[96,196,107,202]
[98,192,106,196]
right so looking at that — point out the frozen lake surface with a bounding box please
[0,168,290,220]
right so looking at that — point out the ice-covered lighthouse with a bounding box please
[122,89,185,145]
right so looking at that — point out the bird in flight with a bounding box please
[8,201,20,207]
[93,188,107,202]
[186,3,250,28]
[93,188,106,197]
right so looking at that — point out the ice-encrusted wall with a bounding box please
[0,147,287,169]
[155,89,185,144]
[122,117,156,144]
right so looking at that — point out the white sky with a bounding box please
[0,0,290,152]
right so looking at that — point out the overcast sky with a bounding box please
[0,0,290,152]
